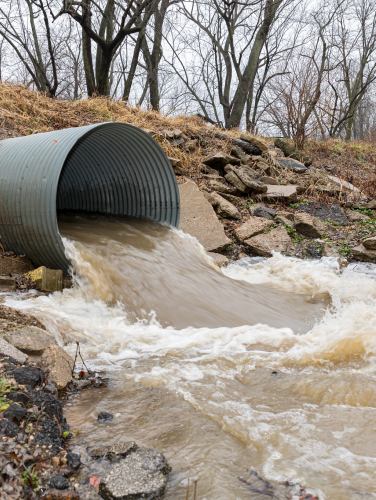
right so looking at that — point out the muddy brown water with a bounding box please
[6,214,376,499]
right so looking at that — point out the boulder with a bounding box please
[0,336,28,364]
[276,158,307,173]
[363,237,376,250]
[294,213,327,238]
[260,176,279,185]
[234,217,274,242]
[178,181,232,251]
[244,227,292,257]
[300,202,349,225]
[4,326,57,355]
[225,171,250,193]
[240,134,269,152]
[99,449,170,500]
[347,211,371,222]
[352,244,376,263]
[41,345,74,390]
[262,185,298,203]
[24,267,63,292]
[203,152,240,173]
[274,139,312,166]
[207,253,229,267]
[207,180,241,196]
[253,206,276,220]
[0,276,16,291]
[209,192,241,219]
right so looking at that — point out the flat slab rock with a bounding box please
[0,336,28,364]
[99,449,171,500]
[262,185,297,203]
[300,202,348,225]
[353,244,376,263]
[4,326,57,355]
[234,217,274,242]
[276,158,307,173]
[178,181,231,252]
[244,227,292,257]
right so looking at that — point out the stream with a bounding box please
[5,214,376,499]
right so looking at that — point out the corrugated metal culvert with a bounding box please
[0,122,180,273]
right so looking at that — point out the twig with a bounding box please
[77,341,94,376]
[193,479,197,500]
[186,478,189,500]
[71,341,79,377]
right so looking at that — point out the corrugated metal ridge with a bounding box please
[0,122,180,273]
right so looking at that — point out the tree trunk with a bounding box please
[82,29,96,96]
[96,48,113,95]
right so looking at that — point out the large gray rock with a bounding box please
[352,244,376,263]
[294,213,327,238]
[244,227,292,257]
[99,449,170,500]
[225,170,250,193]
[274,139,312,166]
[300,202,349,225]
[0,336,28,363]
[234,217,274,242]
[276,158,307,173]
[253,206,276,220]
[41,345,74,390]
[4,326,57,355]
[179,181,231,251]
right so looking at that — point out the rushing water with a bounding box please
[5,214,376,499]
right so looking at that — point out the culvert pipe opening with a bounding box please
[0,122,180,273]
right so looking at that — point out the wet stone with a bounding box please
[91,441,138,459]
[98,411,114,422]
[67,452,81,470]
[99,449,171,500]
[4,403,27,423]
[0,418,19,437]
[13,366,41,388]
[50,475,69,490]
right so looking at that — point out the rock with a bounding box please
[0,337,28,364]
[237,252,248,260]
[240,134,269,152]
[231,137,262,156]
[41,346,74,390]
[226,165,267,193]
[212,193,241,219]
[328,175,359,192]
[13,366,40,388]
[67,452,81,470]
[4,403,27,423]
[207,180,241,196]
[277,211,294,220]
[276,158,307,173]
[168,157,181,168]
[225,171,250,193]
[230,146,247,161]
[352,244,376,263]
[44,382,58,395]
[253,207,276,220]
[199,164,220,175]
[0,276,16,291]
[50,475,69,490]
[219,193,245,205]
[41,491,79,500]
[201,174,226,183]
[184,139,198,151]
[294,213,327,238]
[98,411,114,422]
[91,441,138,459]
[347,211,371,222]
[244,227,292,257]
[262,185,298,203]
[321,243,340,257]
[172,129,182,138]
[274,139,312,166]
[0,255,34,275]
[8,391,29,405]
[4,326,57,355]
[203,152,240,173]
[207,253,229,267]
[366,200,376,210]
[363,237,376,250]
[99,449,171,500]
[0,419,19,437]
[173,166,189,176]
[300,202,349,225]
[275,215,294,227]
[178,181,232,252]
[24,267,63,292]
[260,176,279,185]
[234,217,274,242]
